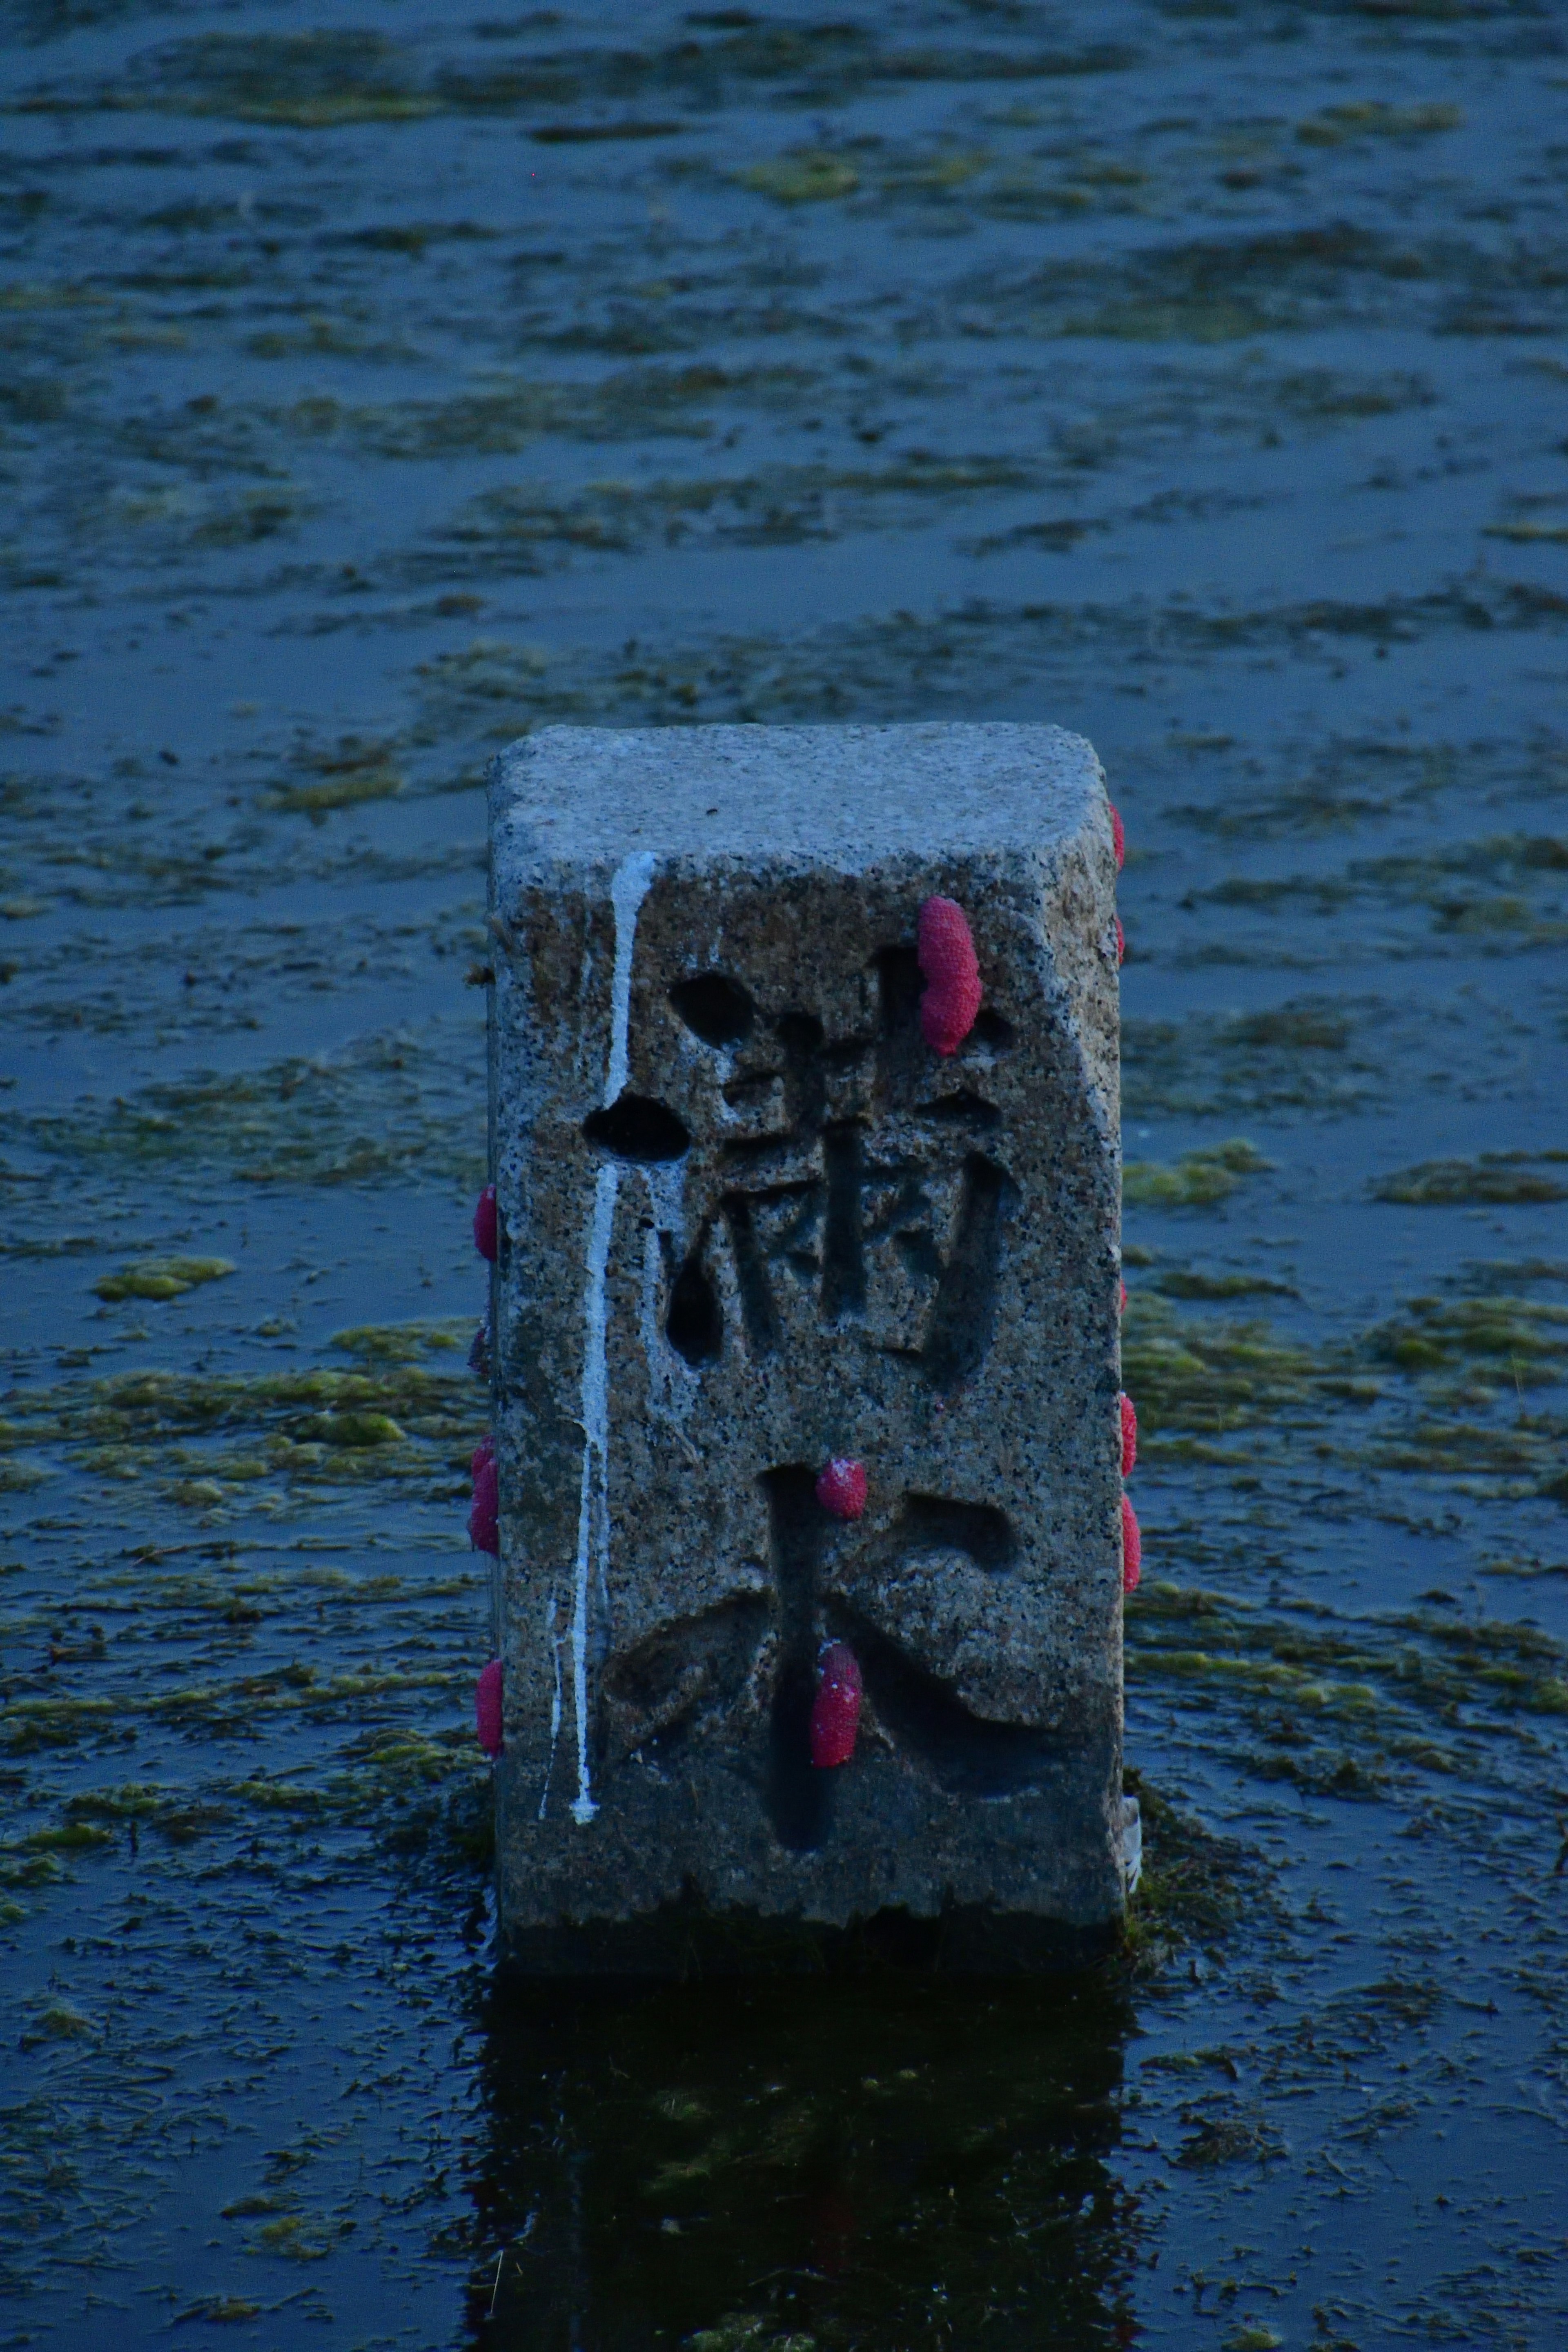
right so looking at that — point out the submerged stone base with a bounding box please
[497,1895,1123,1982]
[485,721,1128,1969]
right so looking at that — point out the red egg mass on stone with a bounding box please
[475,1657,504,1757]
[816,1456,868,1519]
[1110,802,1125,872]
[469,1452,499,1555]
[471,1433,494,1481]
[1121,1494,1142,1594]
[917,895,983,1056]
[810,1641,862,1768]
[1120,1392,1138,1479]
[473,1183,499,1261]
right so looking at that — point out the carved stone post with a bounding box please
[485,721,1127,1970]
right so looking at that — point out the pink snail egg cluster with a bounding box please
[473,1184,499,1263]
[917,895,983,1056]
[810,1641,863,1768]
[469,1440,499,1557]
[475,1658,504,1758]
[1120,1391,1137,1479]
[1110,797,1127,959]
[1121,1494,1142,1594]
[816,1457,868,1520]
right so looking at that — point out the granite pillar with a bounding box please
[484,721,1128,1970]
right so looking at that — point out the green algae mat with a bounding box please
[2,0,1567,2344]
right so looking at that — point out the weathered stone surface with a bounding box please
[486,721,1126,1969]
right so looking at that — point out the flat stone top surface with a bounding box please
[493,722,1103,870]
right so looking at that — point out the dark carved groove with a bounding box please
[970,1007,1016,1052]
[670,971,755,1048]
[582,1092,690,1162]
[894,1226,944,1287]
[761,1466,831,1852]
[876,942,922,1031]
[898,1492,1017,1572]
[833,1605,1064,1800]
[761,1465,821,1657]
[777,1009,828,1135]
[666,1241,722,1365]
[720,1068,781,1114]
[918,1089,1002,1130]
[720,1192,782,1356]
[820,1123,867,1322]
[875,942,925,1102]
[922,1153,1007,1390]
[601,1594,768,1766]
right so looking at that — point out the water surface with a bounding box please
[2,1,1566,2344]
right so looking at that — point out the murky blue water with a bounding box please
[2,1,1567,2344]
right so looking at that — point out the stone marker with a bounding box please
[485,721,1128,1971]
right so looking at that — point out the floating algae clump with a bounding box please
[1296,101,1461,146]
[292,1410,406,1447]
[21,2001,97,2046]
[330,1319,467,1361]
[0,1344,480,1513]
[94,1255,235,1301]
[1123,1139,1270,1209]
[269,763,404,817]
[1153,1267,1298,1300]
[1120,1287,1337,1446]
[1362,1294,1568,1385]
[1371,1152,1568,1206]
[738,151,861,204]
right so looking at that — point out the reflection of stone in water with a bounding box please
[473,1968,1134,2349]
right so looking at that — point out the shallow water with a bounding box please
[2,0,1566,2343]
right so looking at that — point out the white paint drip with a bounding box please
[539,1592,563,1822]
[607,851,657,1102]
[565,850,657,1828]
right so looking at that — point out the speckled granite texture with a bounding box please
[485,722,1125,1970]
